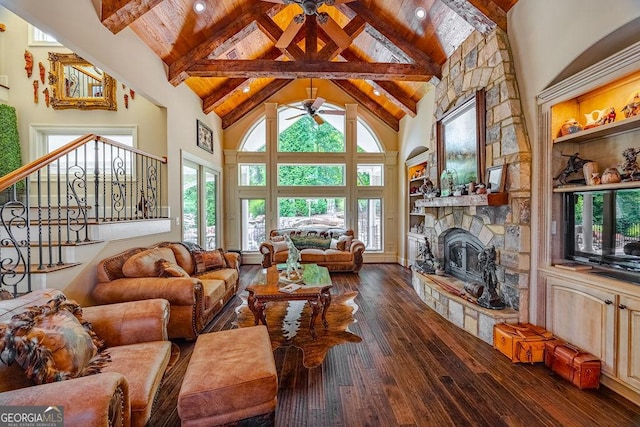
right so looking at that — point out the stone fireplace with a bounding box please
[410,28,532,343]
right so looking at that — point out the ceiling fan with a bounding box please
[285,78,345,125]
[261,0,356,50]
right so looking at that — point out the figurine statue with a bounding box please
[621,147,640,180]
[284,234,301,280]
[414,237,436,274]
[476,246,505,310]
[420,177,435,198]
[554,153,593,185]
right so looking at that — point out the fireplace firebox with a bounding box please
[443,229,485,284]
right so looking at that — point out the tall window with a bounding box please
[182,158,219,250]
[234,103,388,254]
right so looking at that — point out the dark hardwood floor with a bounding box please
[150,264,640,427]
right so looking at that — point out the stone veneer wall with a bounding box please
[421,29,532,322]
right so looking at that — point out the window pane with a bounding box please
[278,164,345,186]
[47,133,134,175]
[205,169,217,250]
[358,199,381,250]
[357,164,383,186]
[278,112,345,152]
[443,102,478,184]
[239,164,266,186]
[241,120,266,152]
[357,120,382,152]
[242,199,266,251]
[182,164,199,245]
[278,198,345,229]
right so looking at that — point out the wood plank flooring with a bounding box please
[149,264,640,426]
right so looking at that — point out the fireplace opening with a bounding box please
[443,229,485,283]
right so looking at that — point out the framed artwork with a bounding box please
[436,89,486,188]
[197,119,214,154]
[486,164,506,193]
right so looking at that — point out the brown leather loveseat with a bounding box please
[0,289,171,427]
[94,242,239,339]
[259,228,365,273]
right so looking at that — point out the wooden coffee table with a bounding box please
[246,264,332,339]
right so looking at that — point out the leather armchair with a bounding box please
[0,289,171,427]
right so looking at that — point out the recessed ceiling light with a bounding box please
[373,89,381,96]
[193,0,207,14]
[242,85,250,94]
[415,7,426,20]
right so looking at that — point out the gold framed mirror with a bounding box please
[48,52,117,110]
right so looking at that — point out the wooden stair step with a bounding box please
[13,263,82,273]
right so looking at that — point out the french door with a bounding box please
[182,158,219,250]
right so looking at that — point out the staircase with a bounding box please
[0,134,168,296]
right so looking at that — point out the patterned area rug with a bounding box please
[234,291,362,368]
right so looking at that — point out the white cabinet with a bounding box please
[545,275,616,374]
[544,271,640,400]
[618,293,640,391]
[407,233,421,267]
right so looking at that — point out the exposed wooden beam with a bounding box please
[338,49,416,117]
[186,59,432,81]
[255,15,306,61]
[305,15,318,59]
[222,79,292,129]
[202,47,286,114]
[101,0,162,34]
[341,2,442,78]
[206,21,258,60]
[168,2,281,86]
[317,15,366,61]
[440,0,504,33]
[332,80,399,131]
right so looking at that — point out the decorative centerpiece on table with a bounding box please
[280,234,303,284]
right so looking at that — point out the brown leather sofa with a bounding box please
[94,242,239,340]
[259,228,365,273]
[0,289,171,427]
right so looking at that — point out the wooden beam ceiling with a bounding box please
[168,2,282,86]
[186,59,433,81]
[440,0,506,33]
[221,79,292,129]
[101,0,163,34]
[332,80,399,131]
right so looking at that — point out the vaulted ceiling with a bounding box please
[99,0,518,131]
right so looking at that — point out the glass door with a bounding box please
[182,159,220,249]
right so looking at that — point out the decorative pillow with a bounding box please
[291,236,332,250]
[122,247,177,278]
[330,238,339,249]
[192,248,229,274]
[155,259,190,278]
[270,235,285,243]
[336,235,353,251]
[272,241,288,253]
[0,294,110,385]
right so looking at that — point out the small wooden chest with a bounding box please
[544,339,601,390]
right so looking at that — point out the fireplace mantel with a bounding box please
[415,192,508,208]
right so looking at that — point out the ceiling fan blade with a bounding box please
[283,103,305,111]
[286,113,306,120]
[311,96,325,110]
[325,0,357,4]
[275,19,304,49]
[319,15,352,50]
[260,0,287,3]
[317,109,345,115]
[313,114,325,125]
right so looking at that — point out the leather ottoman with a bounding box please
[178,326,278,426]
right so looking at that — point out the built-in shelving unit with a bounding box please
[553,114,640,144]
[553,180,640,193]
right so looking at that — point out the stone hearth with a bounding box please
[412,270,518,344]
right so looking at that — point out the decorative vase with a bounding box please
[582,162,598,185]
[601,167,622,184]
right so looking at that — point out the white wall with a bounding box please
[0,0,225,243]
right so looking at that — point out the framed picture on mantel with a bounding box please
[436,89,486,188]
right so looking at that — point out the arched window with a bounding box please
[232,103,389,254]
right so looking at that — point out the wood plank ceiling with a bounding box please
[100,0,518,131]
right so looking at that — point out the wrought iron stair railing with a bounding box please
[0,134,167,296]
